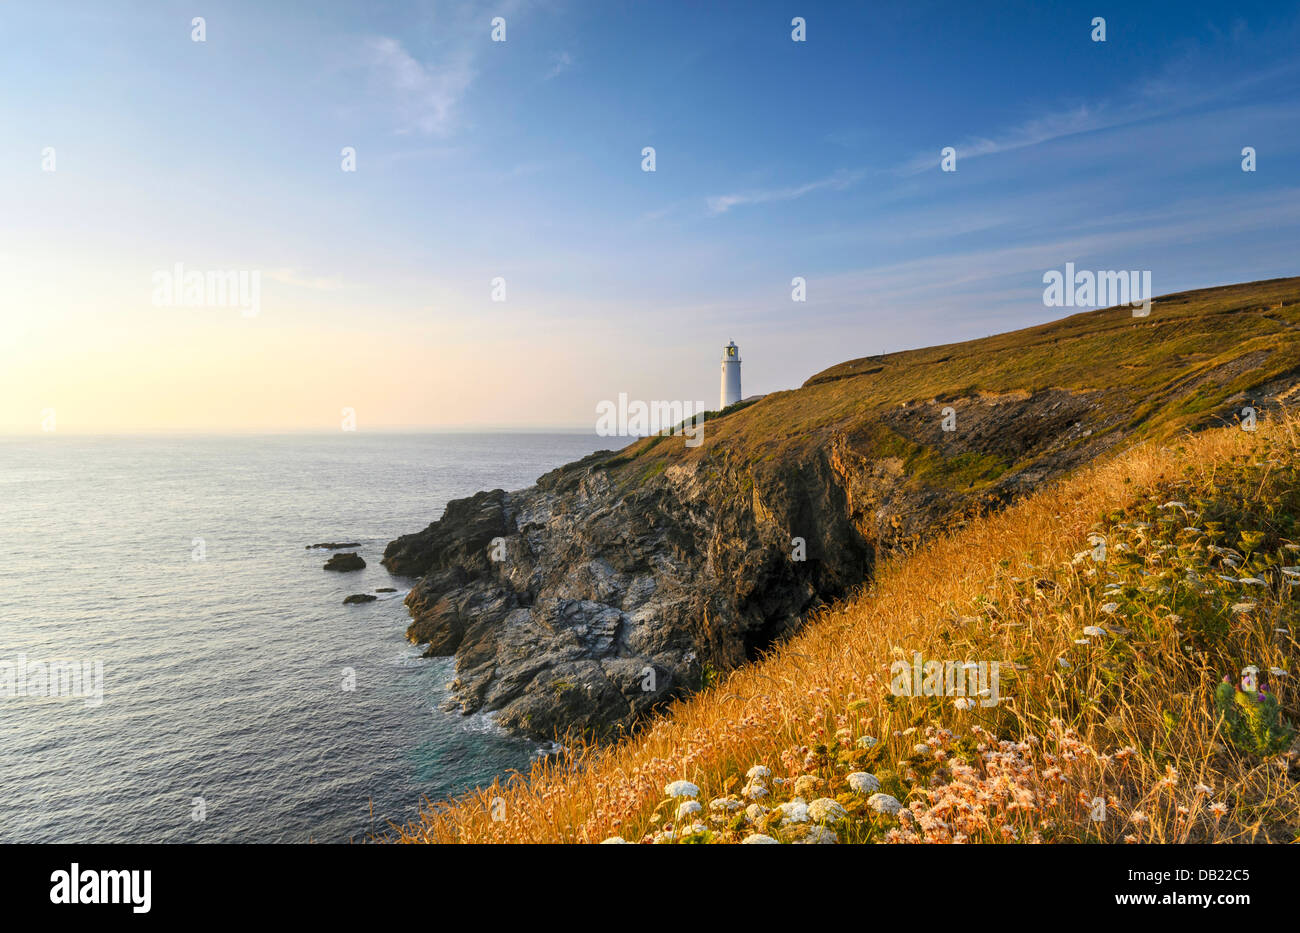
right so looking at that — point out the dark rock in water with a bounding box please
[343,593,378,604]
[375,587,397,593]
[323,552,366,572]
[306,542,361,550]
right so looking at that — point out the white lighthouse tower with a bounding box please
[720,340,742,410]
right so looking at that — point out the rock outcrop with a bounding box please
[324,552,366,572]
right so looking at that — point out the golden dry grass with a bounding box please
[391,414,1300,844]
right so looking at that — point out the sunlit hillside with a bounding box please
[393,412,1300,843]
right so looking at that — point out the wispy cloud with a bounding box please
[546,51,574,80]
[364,36,475,136]
[897,104,1108,176]
[706,168,867,215]
[897,51,1300,176]
[697,187,1300,341]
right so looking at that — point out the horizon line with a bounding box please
[0,425,613,437]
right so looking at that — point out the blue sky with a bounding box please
[2,0,1298,430]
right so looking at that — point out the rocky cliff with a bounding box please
[383,278,1300,740]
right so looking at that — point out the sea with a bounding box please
[0,432,610,842]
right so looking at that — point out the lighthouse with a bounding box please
[720,340,742,410]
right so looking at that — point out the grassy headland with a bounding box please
[616,276,1300,487]
[390,278,1300,843]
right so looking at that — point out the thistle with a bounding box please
[1214,675,1295,758]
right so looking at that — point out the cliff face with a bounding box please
[383,278,1300,740]
[381,447,843,739]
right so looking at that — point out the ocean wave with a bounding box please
[390,648,433,669]
[457,709,507,736]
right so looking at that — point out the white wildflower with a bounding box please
[867,793,903,816]
[847,772,880,794]
[777,798,810,823]
[808,798,848,823]
[664,780,699,798]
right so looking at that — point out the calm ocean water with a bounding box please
[0,432,608,843]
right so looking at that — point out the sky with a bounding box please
[2,0,1298,432]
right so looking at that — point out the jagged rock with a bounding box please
[307,542,361,550]
[376,587,397,593]
[381,489,510,577]
[343,593,378,604]
[324,552,366,572]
